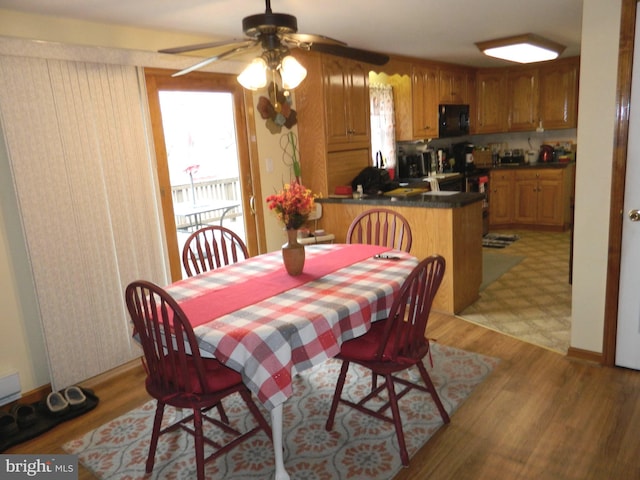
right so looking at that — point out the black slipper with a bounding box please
[9,404,37,429]
[0,410,19,438]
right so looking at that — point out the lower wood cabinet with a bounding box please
[488,170,515,225]
[515,169,565,226]
[489,164,574,230]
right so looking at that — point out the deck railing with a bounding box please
[172,177,242,228]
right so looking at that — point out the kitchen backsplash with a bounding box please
[398,128,577,158]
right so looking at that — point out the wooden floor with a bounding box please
[8,313,640,479]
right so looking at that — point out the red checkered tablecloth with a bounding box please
[165,243,418,410]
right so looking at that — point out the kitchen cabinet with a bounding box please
[372,60,474,140]
[323,56,371,150]
[489,165,575,230]
[326,148,371,196]
[411,64,439,138]
[508,66,539,132]
[476,56,579,134]
[514,169,565,226]
[294,51,371,197]
[539,57,579,130]
[476,69,508,134]
[489,170,515,225]
[439,66,468,104]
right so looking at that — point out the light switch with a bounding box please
[266,157,273,173]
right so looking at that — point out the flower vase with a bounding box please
[282,229,305,276]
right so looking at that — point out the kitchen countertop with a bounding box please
[320,190,484,209]
[491,161,575,170]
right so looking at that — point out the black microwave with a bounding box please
[439,104,470,138]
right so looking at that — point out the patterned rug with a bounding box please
[482,233,520,249]
[63,343,498,479]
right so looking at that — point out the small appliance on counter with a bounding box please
[499,149,525,165]
[397,153,426,178]
[451,141,475,175]
[396,144,439,180]
[539,144,555,163]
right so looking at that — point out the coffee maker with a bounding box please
[397,153,424,179]
[451,141,475,174]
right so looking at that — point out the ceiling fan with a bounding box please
[160,0,389,89]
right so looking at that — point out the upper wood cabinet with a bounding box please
[322,56,371,150]
[539,57,579,130]
[439,67,468,104]
[476,69,508,134]
[508,66,539,131]
[476,56,579,134]
[294,51,372,197]
[372,59,474,140]
[411,64,439,139]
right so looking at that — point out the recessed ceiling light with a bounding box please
[476,34,566,63]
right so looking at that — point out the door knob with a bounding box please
[629,209,640,221]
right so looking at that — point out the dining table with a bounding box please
[163,242,418,480]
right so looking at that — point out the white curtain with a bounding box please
[369,83,396,168]
[0,56,168,389]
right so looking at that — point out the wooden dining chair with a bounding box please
[346,208,413,253]
[325,255,449,467]
[182,225,248,277]
[125,280,272,480]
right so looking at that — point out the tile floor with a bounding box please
[458,229,572,354]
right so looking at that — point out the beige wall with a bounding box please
[0,0,627,394]
[571,0,622,353]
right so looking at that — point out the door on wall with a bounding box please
[145,69,262,281]
[615,10,640,370]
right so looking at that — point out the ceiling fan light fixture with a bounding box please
[279,55,307,90]
[237,57,268,90]
[476,34,565,63]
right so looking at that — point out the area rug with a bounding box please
[63,343,498,480]
[482,233,520,249]
[481,252,525,291]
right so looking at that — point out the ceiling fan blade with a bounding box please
[283,33,347,47]
[172,41,259,77]
[309,43,390,65]
[159,39,250,55]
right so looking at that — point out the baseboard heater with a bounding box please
[0,371,21,406]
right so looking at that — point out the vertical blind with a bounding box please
[0,56,168,389]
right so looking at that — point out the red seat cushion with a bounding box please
[339,320,388,361]
[148,356,243,395]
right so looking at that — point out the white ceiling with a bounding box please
[0,0,583,68]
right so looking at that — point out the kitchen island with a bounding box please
[317,191,484,314]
